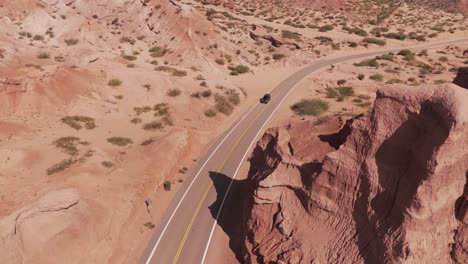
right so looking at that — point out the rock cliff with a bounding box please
[242,84,468,264]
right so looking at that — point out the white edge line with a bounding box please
[144,103,258,264]
[199,38,468,263]
[200,69,309,264]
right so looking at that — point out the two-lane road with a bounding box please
[140,38,468,264]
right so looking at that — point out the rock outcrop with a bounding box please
[454,67,468,89]
[241,84,468,264]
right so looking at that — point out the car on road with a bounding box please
[260,93,271,104]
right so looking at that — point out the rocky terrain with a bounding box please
[0,0,467,263]
[241,82,468,263]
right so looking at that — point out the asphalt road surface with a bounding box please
[140,38,468,264]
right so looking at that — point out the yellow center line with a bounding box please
[171,106,268,264]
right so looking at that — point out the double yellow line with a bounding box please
[171,106,267,264]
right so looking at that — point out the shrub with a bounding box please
[54,137,80,155]
[358,74,365,80]
[326,87,354,99]
[37,52,50,59]
[47,159,75,175]
[172,70,187,77]
[363,37,386,46]
[120,36,135,45]
[107,137,133,146]
[439,56,448,62]
[214,94,233,115]
[149,46,167,57]
[376,53,394,61]
[281,30,302,41]
[179,167,188,173]
[33,35,44,41]
[143,121,163,130]
[215,58,225,65]
[141,137,157,146]
[319,25,334,32]
[354,59,379,68]
[382,32,406,40]
[201,89,212,97]
[144,222,156,229]
[397,49,415,60]
[61,116,96,130]
[101,161,114,168]
[122,54,137,61]
[348,41,358,47]
[108,78,122,86]
[204,108,217,117]
[326,88,339,98]
[291,99,329,116]
[131,118,142,124]
[163,181,171,191]
[64,38,79,46]
[133,106,152,115]
[272,54,285,60]
[228,65,249,75]
[167,88,181,97]
[369,74,384,81]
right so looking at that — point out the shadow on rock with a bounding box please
[208,171,251,263]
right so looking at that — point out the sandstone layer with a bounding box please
[242,84,468,264]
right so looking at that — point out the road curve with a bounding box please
[140,38,468,264]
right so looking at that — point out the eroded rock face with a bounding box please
[454,67,468,89]
[242,84,468,264]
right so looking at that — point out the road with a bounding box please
[140,38,468,264]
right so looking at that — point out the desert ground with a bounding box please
[0,0,467,263]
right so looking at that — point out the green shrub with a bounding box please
[167,88,181,97]
[61,116,96,130]
[143,121,163,130]
[291,99,329,116]
[122,54,137,61]
[397,49,415,60]
[163,181,171,191]
[133,106,152,115]
[228,65,249,75]
[319,25,334,32]
[131,118,142,124]
[215,58,225,65]
[101,161,114,168]
[382,32,406,40]
[120,36,135,45]
[64,38,79,46]
[149,46,167,57]
[179,167,188,173]
[363,37,386,46]
[354,59,379,68]
[326,87,354,99]
[376,53,394,61]
[141,137,157,146]
[272,54,285,60]
[281,30,302,41]
[47,158,75,175]
[214,94,233,115]
[144,222,156,229]
[33,35,44,41]
[369,74,384,81]
[108,78,122,86]
[54,137,80,155]
[107,137,133,146]
[204,108,217,117]
[37,52,50,59]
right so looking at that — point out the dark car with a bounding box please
[260,93,271,104]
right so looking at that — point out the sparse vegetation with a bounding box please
[291,99,329,116]
[163,181,171,191]
[204,108,217,117]
[354,59,379,68]
[37,52,50,59]
[64,38,79,46]
[228,65,249,75]
[272,54,285,60]
[179,167,188,173]
[107,137,133,146]
[167,88,181,97]
[61,116,96,130]
[141,137,157,146]
[319,25,334,32]
[281,30,302,41]
[144,222,156,229]
[214,94,234,115]
[47,159,75,175]
[363,37,386,46]
[326,87,355,99]
[101,161,114,168]
[108,78,122,86]
[54,137,80,155]
[143,121,163,130]
[369,74,384,81]
[149,46,167,57]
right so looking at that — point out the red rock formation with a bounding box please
[453,67,468,89]
[242,84,468,263]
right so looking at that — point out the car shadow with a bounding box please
[208,171,251,263]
